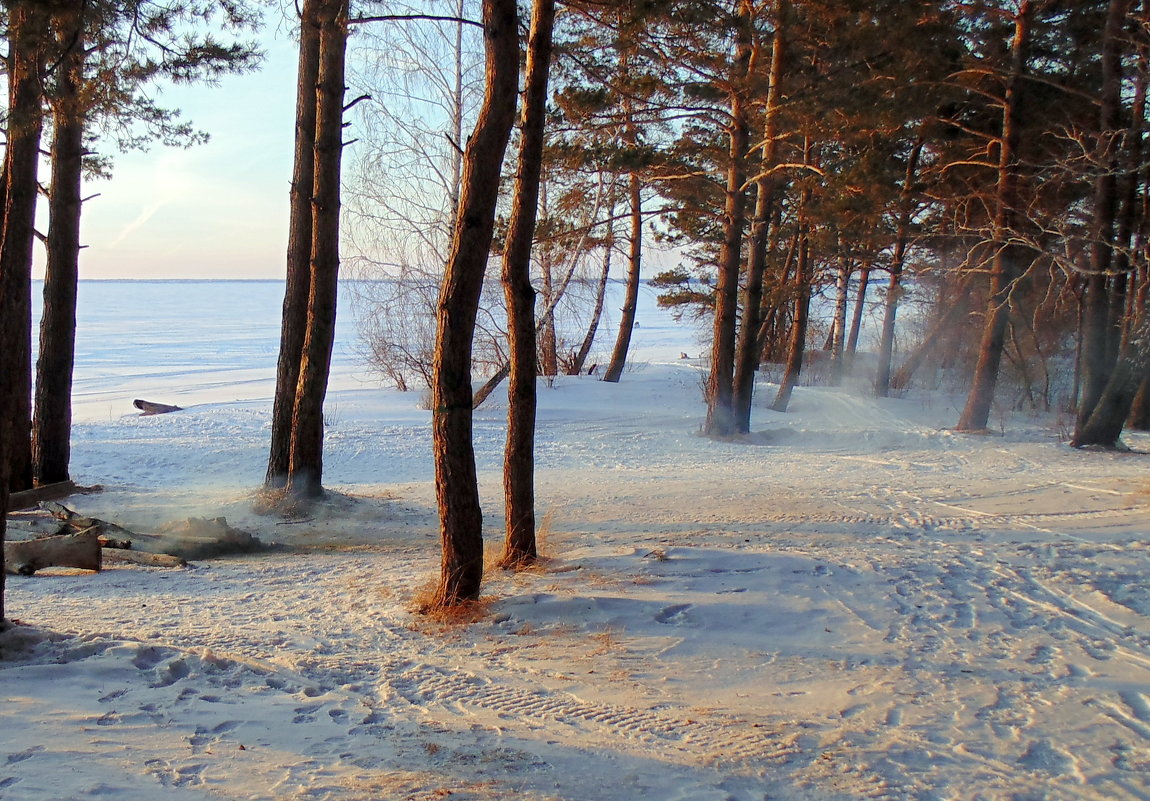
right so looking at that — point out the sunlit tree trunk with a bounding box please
[430,0,520,607]
[500,0,555,569]
[845,263,870,368]
[828,254,851,386]
[733,0,787,434]
[956,1,1032,432]
[703,0,753,437]
[286,0,348,499]
[267,0,321,490]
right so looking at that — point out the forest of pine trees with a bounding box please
[2,0,1148,614]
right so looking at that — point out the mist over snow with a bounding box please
[4,279,1150,801]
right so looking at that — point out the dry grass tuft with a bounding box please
[409,580,497,626]
[589,625,624,655]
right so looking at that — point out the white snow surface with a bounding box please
[3,280,1150,801]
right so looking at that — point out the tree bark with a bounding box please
[1074,0,1133,437]
[828,255,851,386]
[285,0,348,499]
[846,264,871,364]
[875,138,923,397]
[771,229,811,413]
[267,0,322,490]
[602,173,642,382]
[4,528,102,576]
[500,0,555,569]
[733,0,787,434]
[571,229,614,376]
[703,0,753,436]
[430,0,519,608]
[956,1,1031,432]
[1073,308,1150,447]
[1,2,48,495]
[538,245,560,378]
[33,0,86,486]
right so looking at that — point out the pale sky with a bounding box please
[34,24,301,280]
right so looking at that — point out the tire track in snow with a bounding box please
[385,662,798,767]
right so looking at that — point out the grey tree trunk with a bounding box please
[771,230,812,413]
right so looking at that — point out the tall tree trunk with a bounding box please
[828,255,851,386]
[1,2,48,494]
[500,0,555,569]
[845,264,871,367]
[875,138,923,397]
[754,208,799,362]
[1075,0,1134,437]
[538,245,559,378]
[733,0,787,434]
[602,173,641,382]
[956,1,1032,432]
[430,0,519,608]
[33,0,85,486]
[286,0,348,499]
[267,0,322,490]
[570,224,614,375]
[0,0,48,620]
[704,0,753,436]
[771,228,811,413]
[1073,307,1150,447]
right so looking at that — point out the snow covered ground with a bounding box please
[3,280,1150,801]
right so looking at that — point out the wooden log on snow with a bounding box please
[39,501,135,543]
[133,399,183,415]
[100,548,186,568]
[4,527,102,575]
[8,480,101,512]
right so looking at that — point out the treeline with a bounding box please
[545,0,1147,446]
[338,0,1150,607]
[2,0,1145,618]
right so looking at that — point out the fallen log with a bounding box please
[100,548,186,568]
[4,528,102,575]
[39,501,135,544]
[9,480,101,512]
[133,399,183,415]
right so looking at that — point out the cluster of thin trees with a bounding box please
[2,0,1148,618]
[338,0,1150,605]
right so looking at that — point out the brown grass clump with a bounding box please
[409,580,497,625]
